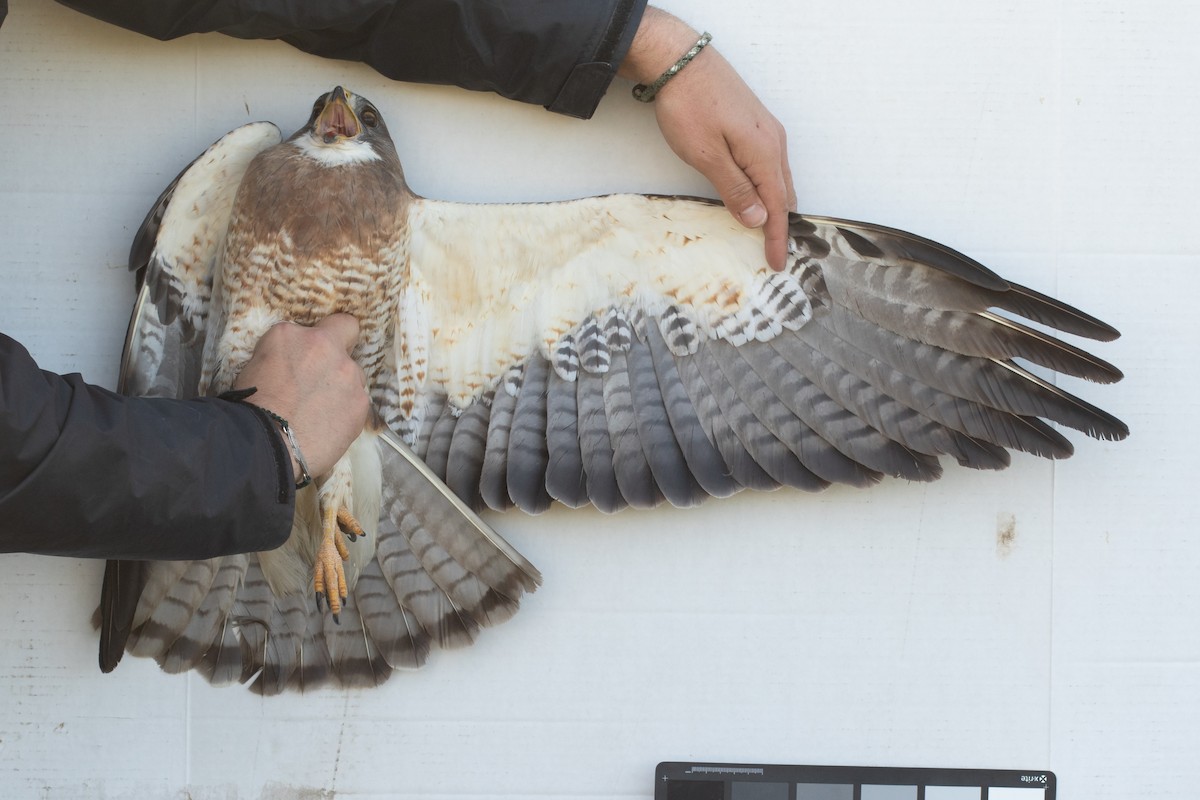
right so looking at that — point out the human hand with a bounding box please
[235,315,370,480]
[621,8,796,271]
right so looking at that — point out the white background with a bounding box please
[1,1,1197,798]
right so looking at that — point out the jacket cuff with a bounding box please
[0,339,295,560]
[546,0,647,119]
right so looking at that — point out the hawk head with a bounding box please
[289,86,397,167]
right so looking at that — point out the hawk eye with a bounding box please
[361,107,379,128]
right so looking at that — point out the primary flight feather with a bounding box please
[98,87,1126,692]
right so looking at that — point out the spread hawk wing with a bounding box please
[397,195,1126,515]
[100,124,541,692]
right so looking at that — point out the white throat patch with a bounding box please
[293,136,381,166]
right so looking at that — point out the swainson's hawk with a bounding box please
[98,87,1126,693]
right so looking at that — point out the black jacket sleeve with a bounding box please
[0,334,295,560]
[53,0,648,119]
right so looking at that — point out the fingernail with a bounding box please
[739,204,767,227]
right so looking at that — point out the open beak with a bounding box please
[314,86,361,143]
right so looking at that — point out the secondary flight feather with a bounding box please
[98,87,1127,692]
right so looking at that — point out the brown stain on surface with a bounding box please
[996,512,1017,558]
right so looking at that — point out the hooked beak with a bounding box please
[314,86,360,143]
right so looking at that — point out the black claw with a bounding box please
[315,591,324,611]
[332,612,341,625]
[336,519,368,542]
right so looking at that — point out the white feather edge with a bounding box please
[404,194,776,408]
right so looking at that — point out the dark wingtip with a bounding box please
[1002,282,1123,342]
[98,651,123,674]
[1098,416,1131,442]
[97,559,143,675]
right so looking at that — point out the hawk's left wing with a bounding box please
[393,194,1126,515]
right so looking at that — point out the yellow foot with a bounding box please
[313,524,347,621]
[312,504,367,623]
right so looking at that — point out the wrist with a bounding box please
[273,425,306,487]
[251,402,313,489]
[219,387,312,499]
[619,7,703,85]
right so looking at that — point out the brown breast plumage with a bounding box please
[211,139,413,396]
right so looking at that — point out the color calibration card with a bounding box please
[655,763,1055,800]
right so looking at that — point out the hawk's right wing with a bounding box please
[100,122,283,673]
[119,121,283,398]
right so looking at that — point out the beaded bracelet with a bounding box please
[259,408,313,489]
[632,32,713,103]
